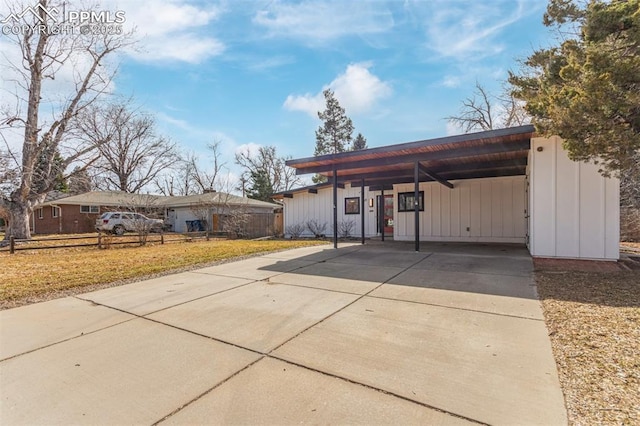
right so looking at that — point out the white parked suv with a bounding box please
[96,212,164,235]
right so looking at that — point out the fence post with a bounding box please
[9,236,15,254]
[206,230,210,241]
[97,230,102,250]
[161,230,164,245]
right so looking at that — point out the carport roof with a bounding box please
[284,125,535,189]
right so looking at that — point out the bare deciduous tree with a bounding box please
[447,82,530,133]
[190,141,226,193]
[67,166,93,195]
[235,145,302,201]
[79,101,179,193]
[222,204,249,239]
[0,0,134,240]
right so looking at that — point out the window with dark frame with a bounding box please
[37,208,43,219]
[398,191,424,212]
[80,205,99,214]
[51,206,60,218]
[344,197,360,215]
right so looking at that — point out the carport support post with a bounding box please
[414,161,420,252]
[333,167,338,249]
[380,187,385,242]
[361,178,365,245]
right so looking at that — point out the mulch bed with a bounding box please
[535,267,640,425]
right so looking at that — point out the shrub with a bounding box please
[337,220,355,238]
[306,219,327,238]
[286,223,305,239]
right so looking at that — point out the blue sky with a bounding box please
[2,0,554,189]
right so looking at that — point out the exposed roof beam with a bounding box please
[294,139,531,175]
[334,157,528,182]
[367,184,394,191]
[418,163,453,189]
[352,166,526,188]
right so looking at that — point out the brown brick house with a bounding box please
[34,191,167,234]
[33,190,280,236]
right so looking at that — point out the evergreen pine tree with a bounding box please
[246,168,274,202]
[352,133,368,150]
[315,89,354,155]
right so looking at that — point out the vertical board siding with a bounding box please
[393,176,526,243]
[283,185,379,238]
[529,136,619,260]
[450,188,461,237]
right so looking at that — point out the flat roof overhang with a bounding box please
[283,125,534,190]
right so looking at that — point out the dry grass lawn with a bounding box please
[0,239,327,309]
[536,270,640,425]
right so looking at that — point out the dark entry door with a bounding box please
[377,195,394,236]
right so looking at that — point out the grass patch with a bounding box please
[536,270,640,425]
[1,239,327,307]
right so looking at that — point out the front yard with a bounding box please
[536,269,640,424]
[0,238,327,309]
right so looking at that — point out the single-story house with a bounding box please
[162,192,280,237]
[274,125,619,261]
[34,190,280,237]
[34,191,165,234]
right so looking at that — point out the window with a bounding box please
[344,197,360,215]
[398,191,424,212]
[37,208,43,219]
[80,205,99,214]
[51,206,60,218]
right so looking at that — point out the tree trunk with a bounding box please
[5,201,32,240]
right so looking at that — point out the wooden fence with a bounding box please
[0,230,229,254]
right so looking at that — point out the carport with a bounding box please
[285,126,533,251]
[280,125,619,261]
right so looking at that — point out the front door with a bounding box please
[383,194,394,236]
[377,195,394,236]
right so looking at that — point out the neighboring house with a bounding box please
[274,125,620,261]
[34,191,167,234]
[162,191,280,237]
[33,190,280,237]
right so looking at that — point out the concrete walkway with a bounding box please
[0,242,567,425]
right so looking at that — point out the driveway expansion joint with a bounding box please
[151,356,266,426]
[364,294,545,322]
[266,354,488,426]
[0,313,136,362]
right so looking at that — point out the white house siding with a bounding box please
[528,136,619,260]
[393,176,527,243]
[282,185,379,238]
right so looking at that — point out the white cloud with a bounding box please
[441,75,461,88]
[114,0,225,63]
[235,143,263,158]
[407,0,534,61]
[284,62,392,117]
[134,33,224,64]
[253,0,394,44]
[446,120,463,136]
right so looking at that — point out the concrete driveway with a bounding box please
[0,242,567,425]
